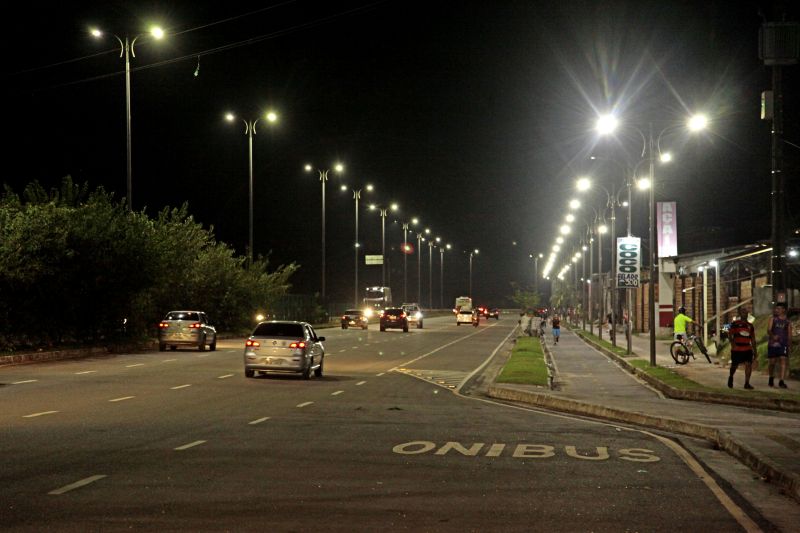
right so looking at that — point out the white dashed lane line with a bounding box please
[376,372,385,376]
[12,380,37,384]
[217,374,234,379]
[23,411,59,418]
[162,359,177,362]
[108,396,135,403]
[48,475,106,495]
[170,384,192,390]
[338,349,347,353]
[174,440,206,451]
[75,371,97,375]
[356,381,367,386]
[126,364,144,368]
[331,391,344,396]
[297,402,314,408]
[249,417,270,425]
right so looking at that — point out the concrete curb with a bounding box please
[0,342,160,367]
[486,384,800,504]
[574,331,800,414]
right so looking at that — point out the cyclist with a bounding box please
[673,307,694,343]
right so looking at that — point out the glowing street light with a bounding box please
[596,114,619,135]
[91,24,165,210]
[576,177,592,191]
[226,110,280,265]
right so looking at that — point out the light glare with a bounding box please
[596,114,618,134]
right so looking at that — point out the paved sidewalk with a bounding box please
[489,327,800,505]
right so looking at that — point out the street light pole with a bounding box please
[227,111,278,266]
[417,232,424,304]
[648,123,657,366]
[353,189,361,308]
[598,223,604,340]
[469,249,479,298]
[91,26,165,211]
[306,163,343,302]
[403,223,409,303]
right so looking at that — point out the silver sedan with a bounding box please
[243,321,325,380]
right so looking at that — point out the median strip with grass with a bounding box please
[496,336,549,386]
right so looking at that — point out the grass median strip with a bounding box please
[496,336,549,386]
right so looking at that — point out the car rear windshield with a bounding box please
[252,323,305,338]
[165,312,200,321]
[344,310,361,315]
[384,309,403,314]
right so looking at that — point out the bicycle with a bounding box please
[669,332,711,365]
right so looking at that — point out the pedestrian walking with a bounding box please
[767,303,791,388]
[552,315,561,344]
[728,306,757,389]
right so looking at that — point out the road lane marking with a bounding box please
[391,326,487,371]
[162,359,177,362]
[12,380,38,384]
[249,417,271,425]
[217,374,234,379]
[338,349,347,353]
[126,364,144,368]
[297,402,314,408]
[198,354,211,358]
[23,411,59,418]
[332,390,344,396]
[171,384,192,390]
[351,346,359,349]
[75,371,97,375]
[48,475,106,495]
[356,381,366,386]
[174,440,206,451]
[376,372,385,376]
[109,396,135,402]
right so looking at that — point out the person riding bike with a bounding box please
[673,307,694,343]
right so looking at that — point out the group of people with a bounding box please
[673,303,791,390]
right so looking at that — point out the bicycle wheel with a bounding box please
[694,336,711,363]
[670,342,690,365]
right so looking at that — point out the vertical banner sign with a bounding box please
[657,202,678,257]
[616,237,641,287]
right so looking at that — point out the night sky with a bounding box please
[4,0,798,308]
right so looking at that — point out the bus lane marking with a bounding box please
[23,411,59,418]
[391,441,658,462]
[175,440,206,451]
[48,475,106,495]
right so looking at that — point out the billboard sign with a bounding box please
[657,201,678,257]
[617,237,641,288]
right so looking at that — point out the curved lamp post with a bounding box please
[225,110,279,265]
[305,162,344,301]
[342,183,373,307]
[91,25,165,211]
[369,202,399,287]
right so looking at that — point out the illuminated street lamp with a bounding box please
[440,244,452,308]
[226,110,279,265]
[342,183,373,307]
[369,202,399,287]
[469,249,479,298]
[91,25,165,211]
[305,162,344,301]
[596,112,708,364]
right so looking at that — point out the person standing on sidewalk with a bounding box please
[767,303,791,388]
[728,306,757,390]
[673,307,694,341]
[551,315,561,344]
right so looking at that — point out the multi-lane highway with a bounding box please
[1,315,764,531]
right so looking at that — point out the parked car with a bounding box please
[456,309,474,325]
[402,303,424,329]
[158,310,217,352]
[341,309,368,330]
[488,308,500,319]
[243,321,325,379]
[380,308,409,332]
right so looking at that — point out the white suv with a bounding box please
[401,303,424,329]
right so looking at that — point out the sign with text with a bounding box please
[616,237,641,288]
[365,255,383,265]
[657,202,678,257]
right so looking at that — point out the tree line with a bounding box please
[0,177,298,351]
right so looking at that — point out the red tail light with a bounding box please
[189,323,202,329]
[342,315,347,320]
[289,341,306,349]
[159,322,169,328]
[245,340,260,347]
[401,312,406,318]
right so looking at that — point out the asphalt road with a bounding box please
[0,315,767,531]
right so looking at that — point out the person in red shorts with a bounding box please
[728,306,757,389]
